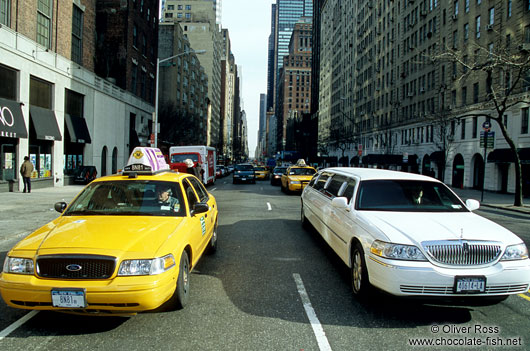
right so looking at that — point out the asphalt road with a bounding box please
[0,180,529,350]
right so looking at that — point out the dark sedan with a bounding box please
[233,163,256,184]
[270,166,287,185]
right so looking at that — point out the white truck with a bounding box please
[168,145,216,185]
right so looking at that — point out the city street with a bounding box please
[0,180,529,350]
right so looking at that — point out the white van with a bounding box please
[169,145,216,184]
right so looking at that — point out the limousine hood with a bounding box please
[359,211,521,247]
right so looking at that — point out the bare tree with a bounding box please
[432,37,530,206]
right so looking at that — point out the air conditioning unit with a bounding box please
[486,24,494,31]
[447,105,454,110]
[420,10,428,17]
[451,14,458,21]
[419,87,425,93]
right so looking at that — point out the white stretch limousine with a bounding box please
[300,167,530,302]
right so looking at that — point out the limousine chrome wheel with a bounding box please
[351,242,369,297]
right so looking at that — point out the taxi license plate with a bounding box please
[454,276,486,293]
[51,288,86,308]
[241,178,246,181]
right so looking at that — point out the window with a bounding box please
[177,12,182,18]
[131,65,137,94]
[472,117,478,138]
[71,5,83,65]
[1,0,10,25]
[37,0,52,48]
[476,16,481,38]
[461,86,467,106]
[0,64,17,100]
[507,0,511,18]
[133,25,138,47]
[464,23,469,41]
[473,83,479,103]
[185,13,191,19]
[185,5,191,10]
[461,118,466,139]
[522,108,529,134]
[454,0,459,15]
[465,0,469,12]
[488,7,494,25]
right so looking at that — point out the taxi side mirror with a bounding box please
[54,201,68,213]
[192,202,209,216]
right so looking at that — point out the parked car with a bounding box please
[73,165,97,184]
[270,166,288,185]
[0,147,218,315]
[300,167,530,303]
[233,163,256,184]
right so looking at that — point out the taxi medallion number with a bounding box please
[454,276,486,293]
[51,288,87,308]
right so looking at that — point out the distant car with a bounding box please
[270,166,287,185]
[233,163,256,184]
[254,166,270,180]
[216,165,226,178]
[73,165,97,184]
[281,165,316,193]
[0,147,218,315]
[301,167,530,302]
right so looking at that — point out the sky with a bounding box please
[221,0,274,157]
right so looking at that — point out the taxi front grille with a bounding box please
[422,240,502,266]
[36,255,117,279]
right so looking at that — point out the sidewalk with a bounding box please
[451,187,530,215]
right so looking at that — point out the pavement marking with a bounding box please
[267,202,272,211]
[0,310,39,340]
[211,187,217,192]
[293,273,332,351]
[518,293,530,302]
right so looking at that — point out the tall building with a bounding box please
[277,17,312,151]
[0,0,155,192]
[257,93,267,159]
[315,0,530,196]
[162,0,222,147]
[220,28,236,163]
[266,3,277,111]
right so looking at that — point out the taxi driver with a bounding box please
[157,186,180,212]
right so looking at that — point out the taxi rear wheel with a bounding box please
[174,251,190,309]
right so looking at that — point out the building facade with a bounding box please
[0,0,154,192]
[315,0,530,196]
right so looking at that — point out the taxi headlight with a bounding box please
[290,180,301,184]
[3,257,34,274]
[118,254,175,276]
[370,240,427,261]
[501,243,528,261]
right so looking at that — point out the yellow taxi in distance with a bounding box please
[254,166,270,180]
[281,160,316,193]
[0,147,218,315]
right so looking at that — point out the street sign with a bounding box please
[479,131,495,148]
[482,121,491,131]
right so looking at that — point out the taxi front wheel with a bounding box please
[174,251,190,309]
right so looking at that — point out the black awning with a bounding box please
[350,156,360,165]
[488,148,530,164]
[29,105,62,141]
[65,113,91,143]
[0,97,28,138]
[338,156,349,164]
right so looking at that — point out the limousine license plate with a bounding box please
[454,276,486,293]
[51,288,86,308]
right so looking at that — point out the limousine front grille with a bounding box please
[36,254,117,279]
[422,240,502,266]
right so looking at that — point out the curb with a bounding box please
[481,204,530,215]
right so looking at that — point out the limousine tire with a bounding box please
[301,203,310,229]
[351,242,371,298]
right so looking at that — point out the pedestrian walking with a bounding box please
[20,156,34,193]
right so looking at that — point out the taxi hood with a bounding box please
[26,216,184,257]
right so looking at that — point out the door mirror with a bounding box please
[192,202,209,215]
[331,197,349,210]
[54,202,68,213]
[465,199,480,211]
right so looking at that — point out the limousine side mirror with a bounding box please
[331,197,349,210]
[465,199,480,211]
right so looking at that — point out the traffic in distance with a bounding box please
[1,149,529,318]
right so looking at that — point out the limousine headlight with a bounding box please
[370,240,427,261]
[501,243,528,261]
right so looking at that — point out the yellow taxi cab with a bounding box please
[254,166,270,180]
[280,160,316,193]
[0,147,218,315]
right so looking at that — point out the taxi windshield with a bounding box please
[289,167,316,176]
[170,153,199,163]
[255,167,266,171]
[64,181,186,217]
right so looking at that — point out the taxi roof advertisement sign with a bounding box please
[126,147,169,172]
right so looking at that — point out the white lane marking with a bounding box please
[267,202,272,211]
[0,310,39,340]
[211,187,217,192]
[293,273,332,351]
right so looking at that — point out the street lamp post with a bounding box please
[153,49,206,148]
